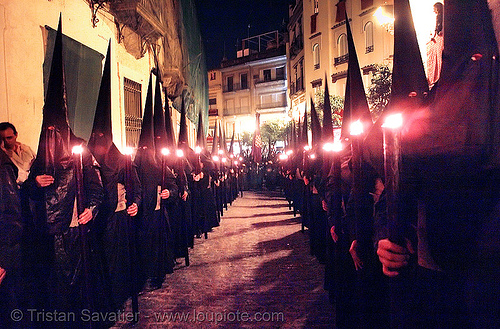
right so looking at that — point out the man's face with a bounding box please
[0,128,17,149]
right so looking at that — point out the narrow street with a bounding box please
[114,191,335,328]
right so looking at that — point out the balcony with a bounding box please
[254,75,286,85]
[257,101,287,110]
[289,35,304,59]
[223,83,250,93]
[334,53,349,66]
[108,0,166,41]
[223,106,251,116]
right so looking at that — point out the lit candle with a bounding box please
[382,113,403,243]
[195,146,202,174]
[72,145,85,216]
[161,148,170,189]
[123,147,134,207]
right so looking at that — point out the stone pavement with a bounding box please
[114,190,335,328]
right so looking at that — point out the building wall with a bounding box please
[299,0,395,113]
[0,0,200,152]
[208,49,288,151]
[0,0,155,151]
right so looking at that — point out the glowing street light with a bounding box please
[374,6,394,35]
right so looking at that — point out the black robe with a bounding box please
[27,135,111,328]
[135,149,176,286]
[94,147,142,311]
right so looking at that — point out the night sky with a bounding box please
[194,0,291,69]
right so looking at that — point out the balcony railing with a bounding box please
[223,83,249,93]
[289,35,304,59]
[254,75,286,85]
[223,106,251,116]
[334,53,349,66]
[365,45,374,54]
[257,101,288,110]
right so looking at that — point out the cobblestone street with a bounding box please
[114,191,335,328]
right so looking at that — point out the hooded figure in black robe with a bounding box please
[191,109,219,238]
[25,17,110,328]
[88,44,142,312]
[168,93,192,262]
[371,1,500,328]
[135,72,176,290]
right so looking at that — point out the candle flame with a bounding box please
[234,161,238,166]
[382,113,403,129]
[350,120,364,136]
[161,148,170,156]
[310,154,316,159]
[212,155,220,162]
[286,150,293,155]
[72,145,84,154]
[218,149,224,155]
[279,154,288,161]
[123,147,134,156]
[195,146,202,154]
[176,149,184,158]
[222,157,227,163]
[304,145,311,151]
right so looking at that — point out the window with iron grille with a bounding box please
[124,77,142,148]
[364,21,374,54]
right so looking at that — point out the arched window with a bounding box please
[364,21,374,53]
[337,34,347,57]
[313,43,320,70]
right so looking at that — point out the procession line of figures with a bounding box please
[279,0,499,328]
[0,126,243,329]
[0,16,244,329]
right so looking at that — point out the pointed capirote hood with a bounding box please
[164,100,176,149]
[417,0,500,167]
[153,73,168,152]
[211,120,219,155]
[218,122,225,155]
[302,103,309,147]
[390,0,429,107]
[310,96,322,147]
[41,15,70,135]
[178,93,189,147]
[137,73,154,150]
[35,15,71,173]
[228,124,235,155]
[341,15,373,142]
[196,109,207,149]
[364,0,429,174]
[88,41,114,166]
[297,115,302,148]
[322,76,334,143]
